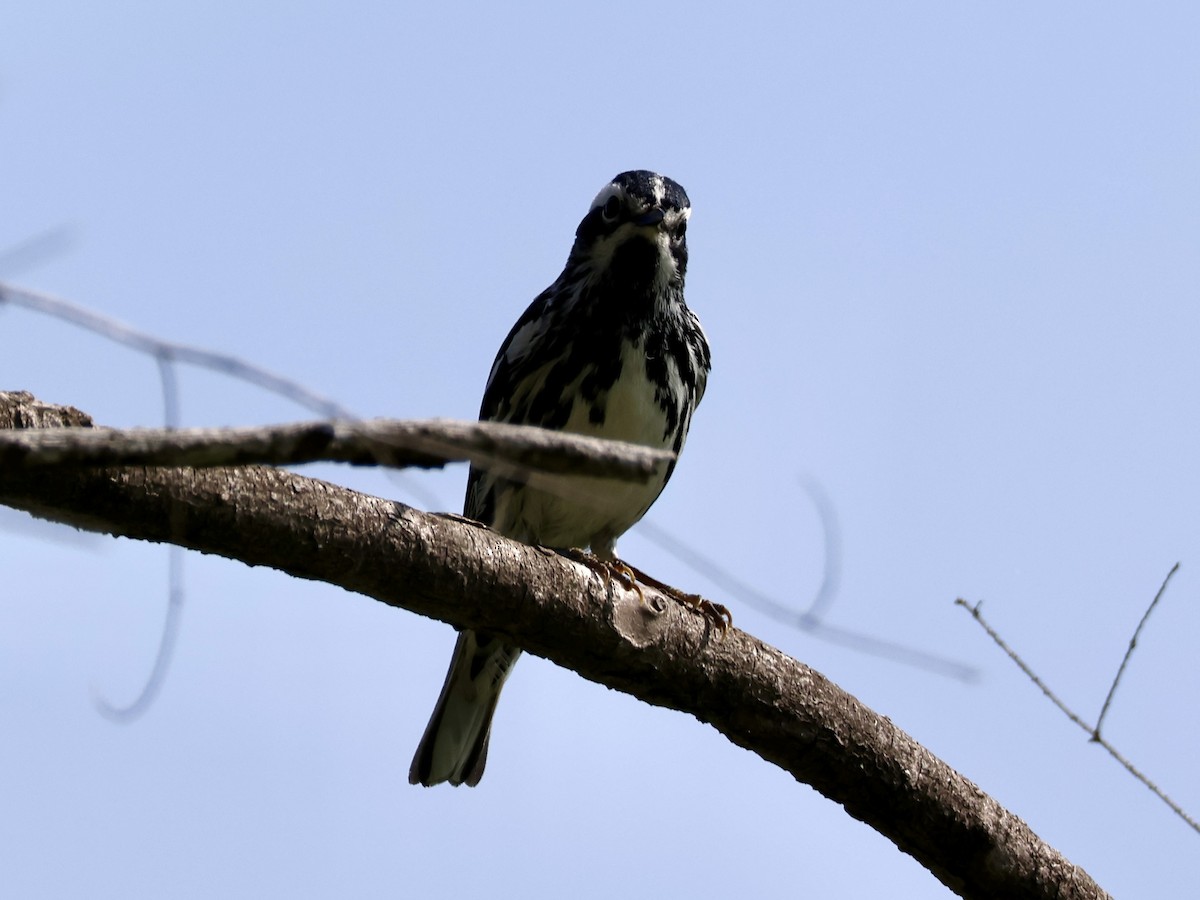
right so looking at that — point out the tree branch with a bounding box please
[0,393,670,482]
[0,391,1110,900]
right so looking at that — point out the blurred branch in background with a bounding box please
[1,279,978,714]
[0,226,78,278]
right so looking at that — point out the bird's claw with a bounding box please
[605,559,647,606]
[626,562,731,636]
[670,590,733,635]
[562,549,646,604]
[564,550,731,636]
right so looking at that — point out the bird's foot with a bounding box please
[678,591,733,636]
[624,563,732,636]
[562,549,647,605]
[563,550,731,635]
[605,558,646,606]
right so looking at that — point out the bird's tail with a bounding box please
[408,629,522,787]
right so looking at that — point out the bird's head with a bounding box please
[569,170,691,292]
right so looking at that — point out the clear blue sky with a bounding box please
[3,3,1198,897]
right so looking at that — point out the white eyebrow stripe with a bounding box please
[590,182,623,210]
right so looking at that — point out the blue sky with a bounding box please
[2,3,1198,897]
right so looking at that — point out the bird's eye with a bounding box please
[677,220,688,238]
[601,195,621,223]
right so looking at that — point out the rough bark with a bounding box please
[0,410,669,480]
[0,391,1111,900]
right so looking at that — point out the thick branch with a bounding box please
[0,391,1110,900]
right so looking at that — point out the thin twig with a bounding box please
[95,543,186,722]
[1094,562,1180,738]
[955,599,1094,733]
[0,227,78,277]
[0,282,356,419]
[155,354,182,430]
[640,516,978,681]
[796,475,842,624]
[92,357,187,722]
[955,596,1199,835]
[1088,729,1199,833]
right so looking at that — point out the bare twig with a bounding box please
[955,599,1096,733]
[1094,562,1180,738]
[641,517,978,681]
[0,227,78,277]
[94,543,186,722]
[0,282,355,419]
[155,354,182,431]
[956,595,1199,835]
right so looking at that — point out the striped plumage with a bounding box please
[409,171,710,787]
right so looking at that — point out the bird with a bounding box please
[408,170,711,787]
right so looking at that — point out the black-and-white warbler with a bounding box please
[408,170,711,787]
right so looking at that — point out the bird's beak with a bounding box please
[634,207,665,227]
